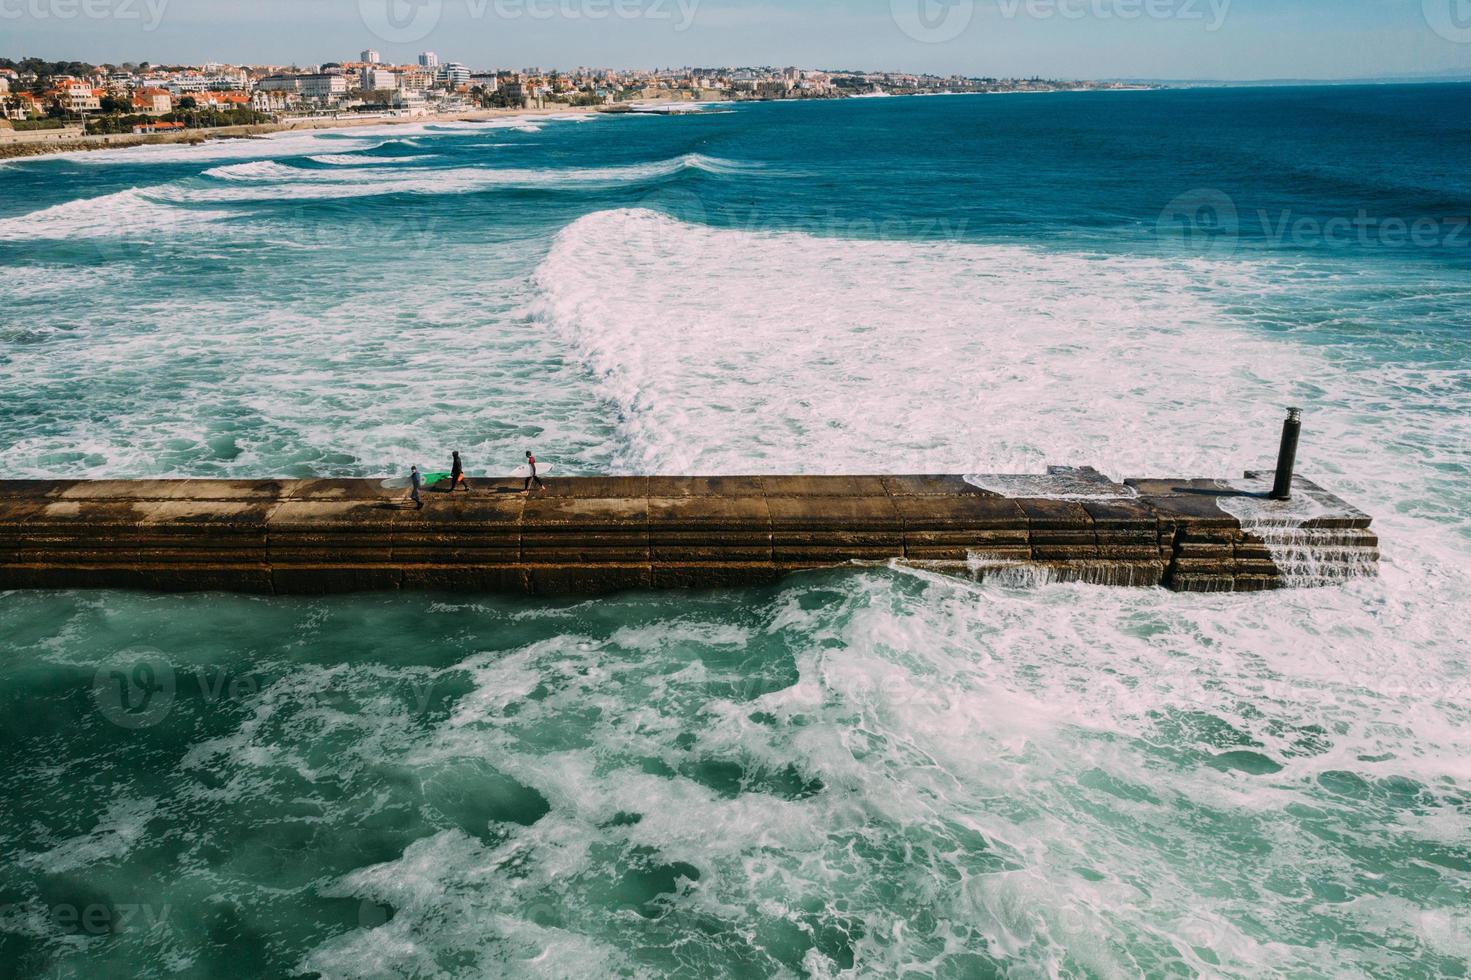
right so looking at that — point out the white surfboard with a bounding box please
[511,463,554,479]
[380,470,450,490]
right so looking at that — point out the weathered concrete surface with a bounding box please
[0,468,1378,596]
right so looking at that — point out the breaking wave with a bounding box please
[533,208,1317,479]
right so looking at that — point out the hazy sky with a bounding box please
[4,0,1471,79]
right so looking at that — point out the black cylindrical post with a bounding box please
[1271,408,1302,501]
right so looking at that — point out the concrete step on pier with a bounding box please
[0,468,1378,596]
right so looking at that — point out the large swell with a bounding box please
[1,90,1469,978]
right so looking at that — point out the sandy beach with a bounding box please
[0,102,606,160]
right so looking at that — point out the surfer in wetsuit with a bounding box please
[451,451,470,492]
[523,451,546,494]
[409,465,423,510]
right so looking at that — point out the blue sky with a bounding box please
[4,0,1471,79]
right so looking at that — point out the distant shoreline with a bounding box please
[0,103,599,161]
[0,86,1173,162]
[0,86,1183,162]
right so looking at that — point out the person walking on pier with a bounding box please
[409,465,424,510]
[450,451,471,493]
[523,451,546,494]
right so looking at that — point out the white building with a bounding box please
[361,49,380,64]
[255,75,301,95]
[440,63,470,88]
[256,73,347,102]
[418,52,439,68]
[251,89,293,113]
[360,67,398,91]
[390,89,428,111]
[164,75,210,94]
[300,74,347,100]
[162,72,247,95]
[61,82,101,111]
[131,88,173,114]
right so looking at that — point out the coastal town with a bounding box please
[0,52,1147,153]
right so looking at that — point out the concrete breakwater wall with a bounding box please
[0,468,1378,596]
[0,124,87,145]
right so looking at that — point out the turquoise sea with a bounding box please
[1,86,1469,977]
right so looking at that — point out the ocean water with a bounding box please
[1,87,1469,977]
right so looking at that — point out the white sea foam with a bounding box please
[309,153,435,166]
[60,130,385,165]
[264,561,1469,977]
[0,186,230,240]
[1215,474,1380,587]
[0,154,763,243]
[156,154,761,203]
[1,153,762,243]
[963,472,1140,499]
[628,101,725,114]
[20,796,159,874]
[533,208,1320,479]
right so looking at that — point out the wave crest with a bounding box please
[532,208,1317,478]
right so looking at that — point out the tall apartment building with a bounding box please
[440,63,470,88]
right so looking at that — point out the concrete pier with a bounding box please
[0,468,1378,596]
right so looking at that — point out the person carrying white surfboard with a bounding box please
[523,451,546,494]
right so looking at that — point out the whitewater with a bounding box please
[0,90,1468,977]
